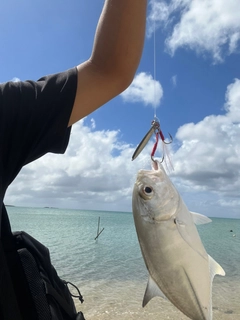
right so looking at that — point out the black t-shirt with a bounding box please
[0,67,78,319]
[0,67,78,232]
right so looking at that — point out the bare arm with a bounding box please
[68,0,147,126]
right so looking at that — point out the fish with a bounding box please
[132,160,225,320]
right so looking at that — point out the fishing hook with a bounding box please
[151,155,164,164]
[161,132,173,145]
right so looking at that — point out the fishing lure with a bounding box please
[132,118,173,164]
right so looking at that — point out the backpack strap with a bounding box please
[0,205,39,320]
[0,204,23,319]
[0,244,23,319]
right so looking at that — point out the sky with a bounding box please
[1,0,240,218]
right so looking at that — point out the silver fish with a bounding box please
[132,160,225,320]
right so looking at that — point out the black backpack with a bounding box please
[0,205,85,320]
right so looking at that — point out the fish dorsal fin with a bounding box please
[191,212,212,225]
[208,254,226,280]
[143,275,166,307]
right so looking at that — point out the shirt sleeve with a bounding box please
[0,67,78,190]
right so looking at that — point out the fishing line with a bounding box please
[131,16,173,164]
[153,18,157,119]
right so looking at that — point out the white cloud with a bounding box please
[171,78,240,217]
[90,118,96,129]
[121,72,163,108]
[11,77,21,82]
[224,79,240,122]
[171,75,177,87]
[148,0,240,62]
[5,119,152,212]
[147,0,172,37]
[147,0,191,38]
[218,198,240,208]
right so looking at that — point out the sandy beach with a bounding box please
[76,278,240,320]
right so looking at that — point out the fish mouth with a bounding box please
[151,159,159,171]
[151,159,166,173]
[137,160,164,178]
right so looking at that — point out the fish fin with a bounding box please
[191,212,212,225]
[142,275,166,307]
[208,255,226,279]
[207,255,225,320]
[175,217,209,260]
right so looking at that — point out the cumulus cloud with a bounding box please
[147,0,172,37]
[148,0,240,62]
[224,79,240,122]
[121,72,163,108]
[5,119,153,212]
[171,78,240,217]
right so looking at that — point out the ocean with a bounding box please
[7,206,240,320]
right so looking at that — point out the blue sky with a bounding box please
[3,0,240,218]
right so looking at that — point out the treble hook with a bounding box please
[159,131,173,145]
[152,131,174,171]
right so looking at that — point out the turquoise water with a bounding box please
[7,206,240,320]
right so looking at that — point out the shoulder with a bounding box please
[0,68,78,111]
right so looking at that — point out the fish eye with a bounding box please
[143,186,153,194]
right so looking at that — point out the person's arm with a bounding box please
[68,0,147,126]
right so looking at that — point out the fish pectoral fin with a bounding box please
[191,212,212,225]
[208,254,226,280]
[142,275,166,307]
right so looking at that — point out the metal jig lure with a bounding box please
[132,119,172,161]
